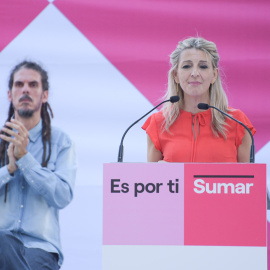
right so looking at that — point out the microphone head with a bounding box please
[198,103,209,110]
[170,96,180,103]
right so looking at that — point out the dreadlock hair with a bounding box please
[0,61,54,202]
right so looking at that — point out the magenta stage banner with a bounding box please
[103,163,266,270]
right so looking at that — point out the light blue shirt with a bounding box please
[0,120,77,266]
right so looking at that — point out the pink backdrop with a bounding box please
[55,0,270,151]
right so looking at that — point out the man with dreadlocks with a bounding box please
[0,61,77,270]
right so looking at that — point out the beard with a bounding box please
[13,94,44,119]
[17,108,34,118]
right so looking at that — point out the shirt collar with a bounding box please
[180,108,212,125]
[28,120,42,142]
[180,108,212,117]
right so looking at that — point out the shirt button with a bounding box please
[22,186,24,189]
[2,180,5,183]
[20,205,24,208]
[18,220,21,223]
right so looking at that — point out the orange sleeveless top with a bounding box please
[142,108,256,163]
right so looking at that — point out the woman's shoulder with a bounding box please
[146,110,165,124]
[228,107,250,120]
[153,110,165,121]
[142,110,164,131]
[227,106,256,135]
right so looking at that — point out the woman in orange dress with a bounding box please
[142,37,255,163]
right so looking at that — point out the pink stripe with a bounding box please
[0,0,48,52]
[54,0,270,151]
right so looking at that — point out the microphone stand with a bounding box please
[198,103,255,163]
[118,96,179,162]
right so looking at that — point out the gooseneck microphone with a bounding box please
[118,96,180,162]
[198,103,255,163]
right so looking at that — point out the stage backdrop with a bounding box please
[0,0,269,269]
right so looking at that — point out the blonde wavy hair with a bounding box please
[162,37,229,138]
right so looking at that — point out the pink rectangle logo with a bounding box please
[184,163,267,246]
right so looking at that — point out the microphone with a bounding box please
[197,103,255,163]
[118,96,180,162]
